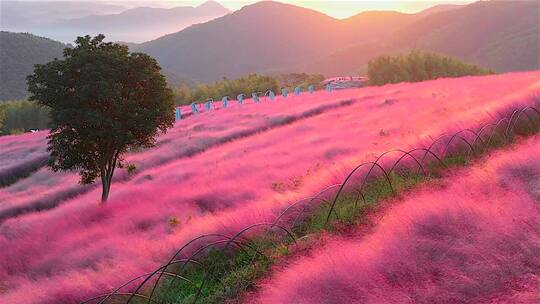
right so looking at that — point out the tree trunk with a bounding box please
[100,150,119,204]
[101,176,110,203]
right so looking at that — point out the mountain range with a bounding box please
[134,0,539,81]
[1,1,231,43]
[1,0,539,101]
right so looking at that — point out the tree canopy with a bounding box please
[27,34,174,202]
[367,51,493,85]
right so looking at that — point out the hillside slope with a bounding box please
[396,0,540,72]
[0,71,538,303]
[0,31,66,101]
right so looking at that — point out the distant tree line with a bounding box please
[274,73,326,92]
[368,51,493,85]
[0,100,49,135]
[173,73,325,105]
[0,72,326,136]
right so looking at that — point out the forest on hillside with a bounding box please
[0,32,66,101]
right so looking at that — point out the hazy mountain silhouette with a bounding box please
[0,1,230,43]
[49,1,231,43]
[136,0,539,81]
[1,1,126,32]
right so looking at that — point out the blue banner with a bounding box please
[191,102,200,114]
[325,84,333,92]
[237,94,244,105]
[205,99,213,111]
[267,90,275,101]
[252,92,260,103]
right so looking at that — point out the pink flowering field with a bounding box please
[250,134,540,304]
[0,71,538,303]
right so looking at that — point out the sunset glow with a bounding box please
[170,0,475,18]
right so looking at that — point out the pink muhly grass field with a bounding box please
[250,135,540,304]
[0,72,538,303]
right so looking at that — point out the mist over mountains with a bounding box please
[1,0,231,42]
[1,0,539,101]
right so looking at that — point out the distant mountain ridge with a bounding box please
[394,0,540,73]
[1,1,231,43]
[135,2,420,82]
[0,1,126,32]
[135,0,539,81]
[49,1,231,43]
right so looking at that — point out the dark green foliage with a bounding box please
[368,51,493,85]
[275,73,325,91]
[0,31,66,101]
[0,99,50,135]
[27,34,174,202]
[172,73,325,106]
[173,74,279,105]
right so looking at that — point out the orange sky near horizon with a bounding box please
[15,0,477,19]
[169,0,476,18]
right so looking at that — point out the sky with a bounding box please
[7,0,476,19]
[186,1,475,18]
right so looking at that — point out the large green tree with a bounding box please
[27,34,174,202]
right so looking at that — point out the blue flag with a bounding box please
[237,94,244,105]
[175,108,182,121]
[252,92,260,103]
[267,90,275,101]
[222,96,228,108]
[205,99,213,111]
[325,84,333,92]
[191,102,199,114]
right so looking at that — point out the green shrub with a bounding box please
[367,51,493,85]
[275,73,325,91]
[172,73,325,106]
[173,74,279,105]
